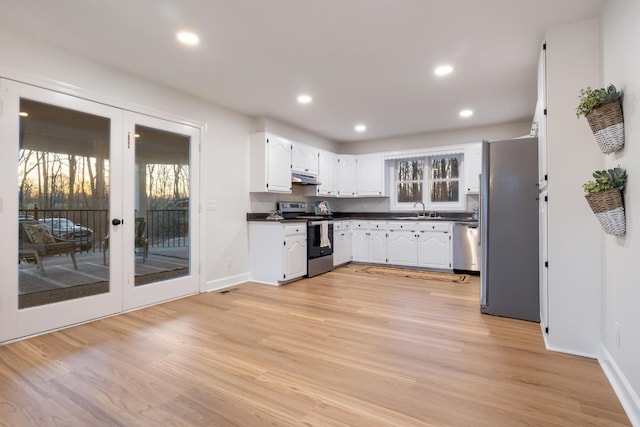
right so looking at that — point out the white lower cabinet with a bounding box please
[417,222,452,269]
[249,222,307,285]
[386,223,418,266]
[333,221,351,266]
[351,220,452,269]
[351,221,387,263]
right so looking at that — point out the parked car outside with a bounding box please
[40,218,94,251]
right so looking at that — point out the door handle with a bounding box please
[112,218,123,226]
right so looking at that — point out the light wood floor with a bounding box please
[0,264,630,426]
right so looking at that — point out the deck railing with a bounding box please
[19,208,189,253]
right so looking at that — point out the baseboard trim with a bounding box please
[599,345,640,427]
[204,273,251,292]
[543,343,597,359]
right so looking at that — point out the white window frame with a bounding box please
[389,152,466,212]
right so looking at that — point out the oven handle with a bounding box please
[308,220,335,226]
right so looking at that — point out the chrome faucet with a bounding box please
[413,201,426,217]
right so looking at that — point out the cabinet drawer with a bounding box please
[387,221,417,232]
[284,223,307,236]
[352,221,369,229]
[369,221,387,231]
[418,222,450,233]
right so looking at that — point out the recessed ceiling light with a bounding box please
[459,109,474,118]
[19,112,28,117]
[355,124,367,132]
[435,65,454,76]
[297,94,312,104]
[177,31,199,46]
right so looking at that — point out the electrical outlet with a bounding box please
[614,322,621,347]
[225,257,231,268]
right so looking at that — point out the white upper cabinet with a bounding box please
[337,154,357,197]
[249,132,292,193]
[291,142,319,176]
[357,153,384,196]
[464,143,482,194]
[316,149,338,196]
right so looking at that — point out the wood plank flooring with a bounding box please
[0,264,630,426]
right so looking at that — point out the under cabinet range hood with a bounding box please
[292,172,321,185]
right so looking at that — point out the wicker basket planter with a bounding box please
[585,188,625,235]
[585,100,625,154]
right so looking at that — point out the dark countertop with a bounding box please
[247,212,477,223]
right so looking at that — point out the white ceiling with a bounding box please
[0,0,604,142]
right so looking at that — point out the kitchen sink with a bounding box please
[391,216,445,221]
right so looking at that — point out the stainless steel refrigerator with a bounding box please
[480,137,539,322]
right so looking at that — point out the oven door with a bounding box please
[308,220,334,259]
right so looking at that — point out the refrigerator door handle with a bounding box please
[480,140,490,308]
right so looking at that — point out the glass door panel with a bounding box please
[123,113,199,310]
[18,99,111,308]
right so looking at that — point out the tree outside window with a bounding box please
[396,158,424,203]
[392,154,462,208]
[429,155,460,203]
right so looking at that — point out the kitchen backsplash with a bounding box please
[250,188,479,214]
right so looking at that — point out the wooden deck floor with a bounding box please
[0,264,630,426]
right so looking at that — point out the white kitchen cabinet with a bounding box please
[284,228,308,281]
[417,222,452,269]
[351,222,369,262]
[316,149,338,197]
[350,221,387,264]
[464,143,482,194]
[337,154,357,197]
[249,221,307,285]
[249,132,292,194]
[357,153,384,196]
[292,142,319,176]
[369,227,387,264]
[333,221,351,266]
[386,222,418,266]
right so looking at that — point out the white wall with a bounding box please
[338,121,532,155]
[0,26,255,290]
[601,1,640,423]
[544,19,603,357]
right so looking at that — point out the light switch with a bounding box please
[206,200,217,211]
[0,197,2,212]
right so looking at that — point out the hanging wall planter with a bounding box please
[576,84,624,154]
[583,166,627,235]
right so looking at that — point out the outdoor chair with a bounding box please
[19,220,77,276]
[102,217,148,265]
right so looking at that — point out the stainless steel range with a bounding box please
[278,202,334,277]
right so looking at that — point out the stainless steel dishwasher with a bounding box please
[453,222,480,273]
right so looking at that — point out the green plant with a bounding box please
[576,84,622,118]
[582,166,627,194]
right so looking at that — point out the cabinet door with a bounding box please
[342,226,351,264]
[464,143,482,194]
[351,229,369,262]
[417,231,451,269]
[317,150,338,196]
[338,154,357,197]
[291,142,306,173]
[387,229,418,266]
[357,153,384,196]
[283,234,307,280]
[267,136,292,193]
[305,145,319,176]
[369,230,387,264]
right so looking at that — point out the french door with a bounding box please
[0,80,200,343]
